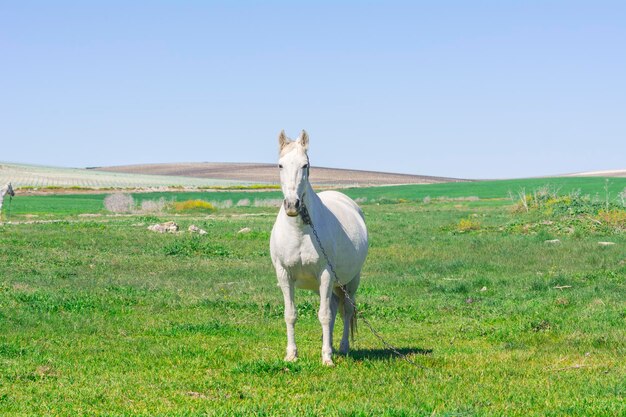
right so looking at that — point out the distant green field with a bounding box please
[342,176,626,201]
[5,177,626,218]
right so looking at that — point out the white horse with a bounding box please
[0,182,15,217]
[270,130,368,366]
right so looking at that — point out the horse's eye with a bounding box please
[302,164,309,169]
[278,164,283,169]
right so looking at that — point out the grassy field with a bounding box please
[5,177,626,218]
[0,179,625,416]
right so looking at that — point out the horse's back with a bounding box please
[319,190,365,221]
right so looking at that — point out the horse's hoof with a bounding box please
[322,356,335,366]
[284,353,298,362]
[339,342,349,355]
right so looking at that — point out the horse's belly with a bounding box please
[286,252,321,289]
[294,273,319,291]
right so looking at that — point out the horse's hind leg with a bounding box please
[330,293,339,352]
[339,273,360,355]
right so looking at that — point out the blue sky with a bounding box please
[1,1,624,179]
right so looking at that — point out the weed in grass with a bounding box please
[232,359,305,375]
[171,199,216,213]
[135,214,161,223]
[597,209,626,229]
[456,216,481,233]
[0,343,28,358]
[162,321,243,337]
[163,236,232,257]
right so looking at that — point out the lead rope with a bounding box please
[300,204,423,367]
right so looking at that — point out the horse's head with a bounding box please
[277,130,310,217]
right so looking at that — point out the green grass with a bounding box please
[5,191,285,217]
[343,176,626,201]
[6,177,626,218]
[0,181,625,416]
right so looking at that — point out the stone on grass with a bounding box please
[148,221,178,233]
[238,227,252,234]
[544,239,560,244]
[597,241,615,246]
[189,224,208,235]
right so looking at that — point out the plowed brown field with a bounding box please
[95,162,465,186]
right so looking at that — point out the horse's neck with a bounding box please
[302,181,322,214]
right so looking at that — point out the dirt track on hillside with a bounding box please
[95,163,466,186]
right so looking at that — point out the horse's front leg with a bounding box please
[277,266,297,361]
[318,267,334,366]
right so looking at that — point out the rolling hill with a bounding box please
[0,162,250,189]
[563,169,626,178]
[94,162,466,186]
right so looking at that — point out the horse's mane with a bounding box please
[279,141,305,158]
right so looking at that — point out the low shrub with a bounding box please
[512,186,625,217]
[253,199,283,208]
[140,198,167,213]
[210,200,233,209]
[508,185,626,235]
[597,209,626,229]
[236,198,251,207]
[172,200,216,213]
[457,217,481,232]
[104,193,135,213]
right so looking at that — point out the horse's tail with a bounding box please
[350,307,358,342]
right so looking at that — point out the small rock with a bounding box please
[189,224,208,235]
[544,239,560,244]
[238,227,252,234]
[148,221,178,233]
[598,241,615,246]
[186,391,207,399]
[480,286,487,292]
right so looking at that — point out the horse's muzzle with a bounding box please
[284,198,301,217]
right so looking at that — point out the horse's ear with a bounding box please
[278,130,289,151]
[298,130,309,150]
